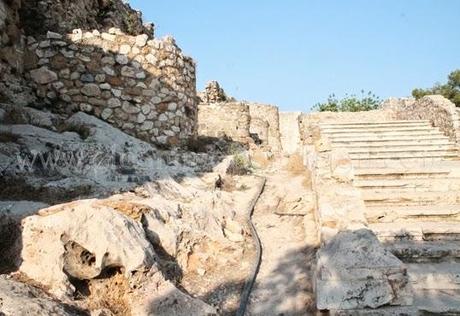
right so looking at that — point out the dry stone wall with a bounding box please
[197,102,251,142]
[383,95,460,142]
[25,28,197,146]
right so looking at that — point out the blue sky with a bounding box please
[129,0,460,111]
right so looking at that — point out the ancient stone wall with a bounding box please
[198,80,227,104]
[248,103,282,152]
[383,95,460,142]
[25,29,197,146]
[197,102,250,142]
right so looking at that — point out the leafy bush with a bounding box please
[412,69,460,106]
[314,91,381,112]
[226,154,252,175]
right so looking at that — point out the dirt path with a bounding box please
[247,169,318,316]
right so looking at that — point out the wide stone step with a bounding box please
[354,167,452,181]
[328,132,445,141]
[365,205,460,223]
[322,126,435,135]
[328,290,460,315]
[385,240,460,263]
[323,130,440,138]
[355,178,460,192]
[319,120,431,128]
[347,146,457,154]
[363,190,460,207]
[321,127,434,137]
[332,138,453,146]
[369,221,460,241]
[335,143,455,152]
[350,151,458,160]
[408,262,460,290]
[352,159,460,171]
[415,289,460,315]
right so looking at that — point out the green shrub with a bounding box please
[226,154,252,175]
[314,91,381,112]
[412,69,460,106]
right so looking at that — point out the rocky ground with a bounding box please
[0,103,318,315]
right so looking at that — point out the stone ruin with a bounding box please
[1,0,460,314]
[197,81,283,152]
[198,80,228,103]
[26,29,197,146]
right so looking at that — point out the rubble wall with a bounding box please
[383,95,460,142]
[25,29,197,146]
[197,102,250,142]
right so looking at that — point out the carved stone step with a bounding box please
[408,262,460,290]
[366,205,460,223]
[321,126,433,134]
[385,240,460,263]
[369,221,460,241]
[350,151,458,160]
[328,132,445,141]
[332,138,452,146]
[319,120,431,128]
[354,167,452,180]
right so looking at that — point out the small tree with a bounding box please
[412,69,460,106]
[314,90,381,112]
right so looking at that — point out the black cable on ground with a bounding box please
[236,176,266,316]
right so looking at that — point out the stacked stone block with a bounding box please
[197,102,251,142]
[26,28,197,146]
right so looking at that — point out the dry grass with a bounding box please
[284,154,312,189]
[285,154,305,174]
[220,175,236,192]
[97,200,152,221]
[85,270,131,316]
[250,149,270,169]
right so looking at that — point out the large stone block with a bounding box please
[316,229,413,311]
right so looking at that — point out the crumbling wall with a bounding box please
[197,102,250,142]
[248,103,282,152]
[383,95,460,142]
[198,80,227,103]
[25,29,197,146]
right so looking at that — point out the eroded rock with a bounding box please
[19,199,156,297]
[316,229,413,311]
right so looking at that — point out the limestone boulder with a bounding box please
[0,275,86,316]
[316,229,413,311]
[19,199,156,297]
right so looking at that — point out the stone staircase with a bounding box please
[320,120,460,314]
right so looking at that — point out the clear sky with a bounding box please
[129,0,460,112]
